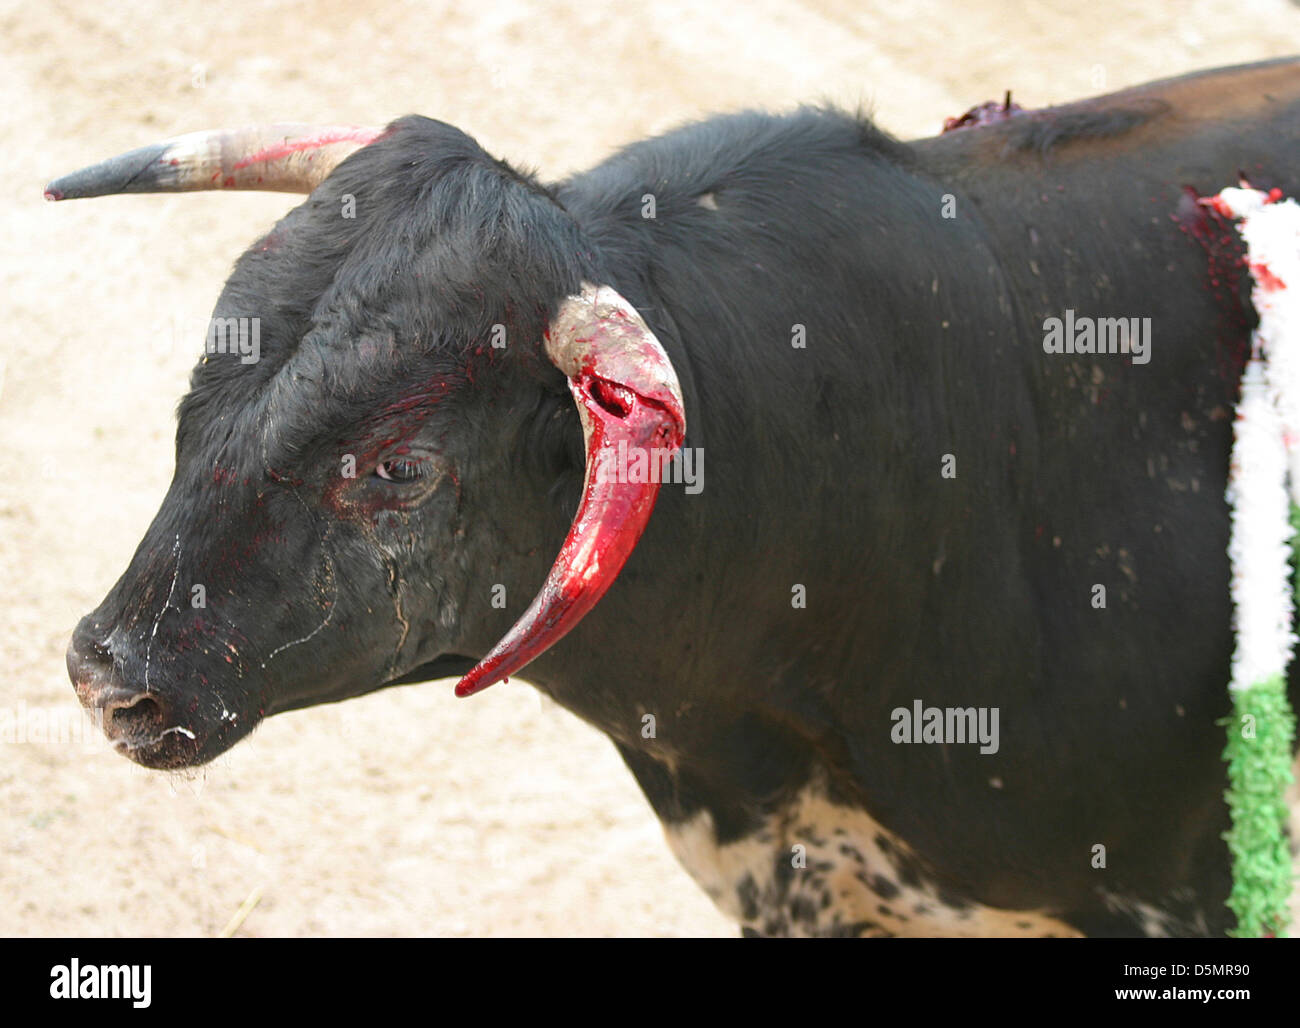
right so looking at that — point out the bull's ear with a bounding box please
[44,124,384,200]
[455,284,687,696]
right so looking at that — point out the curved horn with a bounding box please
[44,124,384,201]
[455,284,687,697]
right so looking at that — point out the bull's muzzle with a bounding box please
[66,625,198,766]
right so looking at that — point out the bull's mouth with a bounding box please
[72,682,247,770]
[70,639,481,769]
[67,633,253,769]
[109,709,204,769]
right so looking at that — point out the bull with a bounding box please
[50,57,1300,936]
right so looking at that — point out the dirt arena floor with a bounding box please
[3,0,1300,937]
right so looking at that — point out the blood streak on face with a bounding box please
[319,374,461,520]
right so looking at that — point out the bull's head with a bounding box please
[50,118,685,768]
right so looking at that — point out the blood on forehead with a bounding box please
[338,374,463,466]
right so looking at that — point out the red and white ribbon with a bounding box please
[1209,186,1300,693]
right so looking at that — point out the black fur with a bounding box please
[67,60,1300,936]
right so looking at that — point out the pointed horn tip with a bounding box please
[43,177,114,201]
[455,655,511,697]
[454,675,488,698]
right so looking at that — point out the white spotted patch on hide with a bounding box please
[662,780,1081,938]
[1097,891,1208,938]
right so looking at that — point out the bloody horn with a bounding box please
[44,124,383,200]
[455,283,687,696]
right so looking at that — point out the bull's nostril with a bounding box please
[107,696,165,737]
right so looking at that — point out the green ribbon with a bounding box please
[1219,502,1300,938]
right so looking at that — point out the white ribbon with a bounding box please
[1214,188,1300,692]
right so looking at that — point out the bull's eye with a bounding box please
[374,457,426,482]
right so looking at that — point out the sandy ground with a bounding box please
[3,0,1300,938]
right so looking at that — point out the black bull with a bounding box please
[51,58,1300,936]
